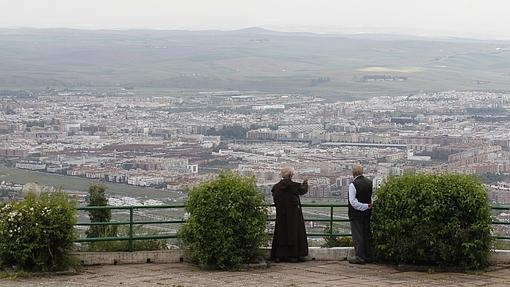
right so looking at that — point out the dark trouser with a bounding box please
[350,217,372,260]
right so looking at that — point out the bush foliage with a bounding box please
[322,226,353,248]
[86,184,117,238]
[0,192,76,271]
[178,171,268,270]
[372,173,492,270]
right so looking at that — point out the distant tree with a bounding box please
[207,125,247,139]
[478,173,510,184]
[86,184,117,238]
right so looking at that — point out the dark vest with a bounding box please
[348,175,373,220]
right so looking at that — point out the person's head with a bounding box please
[281,166,294,180]
[352,164,364,178]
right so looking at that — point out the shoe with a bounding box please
[348,256,366,265]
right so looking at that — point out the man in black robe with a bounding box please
[271,167,309,262]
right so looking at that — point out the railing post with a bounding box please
[329,206,334,240]
[129,207,134,252]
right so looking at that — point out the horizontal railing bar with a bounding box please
[307,233,352,237]
[77,205,186,211]
[267,218,350,223]
[266,233,350,237]
[132,220,184,225]
[301,204,348,208]
[75,236,131,243]
[75,204,510,210]
[76,219,348,227]
[76,221,131,226]
[76,220,186,226]
[304,218,350,222]
[131,234,178,240]
[75,234,178,243]
[491,206,510,210]
[76,203,348,211]
[77,234,510,243]
[494,236,510,240]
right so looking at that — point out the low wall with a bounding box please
[71,247,353,266]
[72,250,186,265]
[71,248,510,266]
[489,250,510,265]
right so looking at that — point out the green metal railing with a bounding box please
[75,203,510,250]
[489,205,510,240]
[76,204,185,251]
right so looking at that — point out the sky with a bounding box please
[1,0,510,39]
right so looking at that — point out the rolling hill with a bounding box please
[1,27,510,99]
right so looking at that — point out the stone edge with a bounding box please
[72,247,353,266]
[70,248,510,266]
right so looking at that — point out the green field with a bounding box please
[1,28,510,100]
[0,165,182,201]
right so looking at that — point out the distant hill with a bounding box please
[1,27,510,99]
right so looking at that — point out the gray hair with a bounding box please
[352,164,364,177]
[281,166,294,179]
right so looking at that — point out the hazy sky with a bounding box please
[1,0,510,39]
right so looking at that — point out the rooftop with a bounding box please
[3,261,510,287]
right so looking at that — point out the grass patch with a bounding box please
[0,270,33,279]
[0,165,183,200]
[85,239,169,252]
[357,66,423,73]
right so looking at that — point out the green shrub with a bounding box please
[372,173,492,270]
[178,171,268,270]
[322,226,353,247]
[86,184,117,238]
[0,192,76,271]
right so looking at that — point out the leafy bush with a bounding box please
[178,171,268,270]
[372,173,492,270]
[0,192,76,271]
[86,184,117,238]
[322,226,353,247]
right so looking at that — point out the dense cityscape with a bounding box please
[4,1,510,285]
[1,88,509,207]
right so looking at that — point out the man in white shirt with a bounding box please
[347,164,373,264]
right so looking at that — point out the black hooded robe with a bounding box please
[271,178,309,260]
